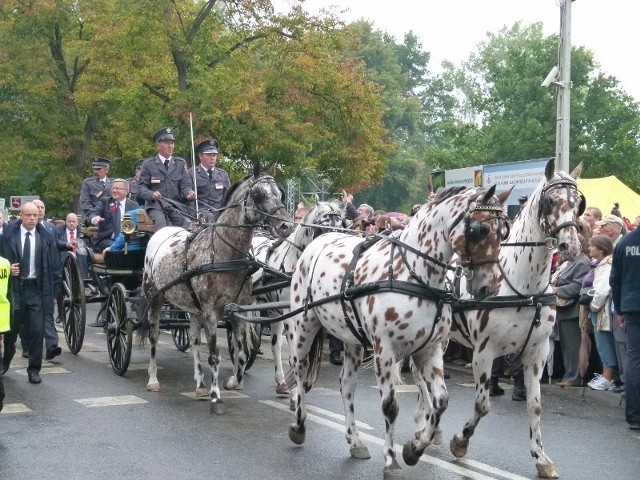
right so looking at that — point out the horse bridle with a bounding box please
[243,175,288,224]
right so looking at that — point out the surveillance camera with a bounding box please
[541,66,559,87]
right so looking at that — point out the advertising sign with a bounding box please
[445,166,483,188]
[482,159,550,204]
[9,195,40,210]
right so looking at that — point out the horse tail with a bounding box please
[131,294,150,347]
[283,326,325,392]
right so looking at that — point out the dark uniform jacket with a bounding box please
[88,197,139,250]
[555,252,591,321]
[80,177,112,216]
[127,176,142,203]
[138,155,193,211]
[0,221,61,317]
[188,164,230,213]
[611,228,640,314]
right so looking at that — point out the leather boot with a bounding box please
[512,372,526,401]
[489,377,504,396]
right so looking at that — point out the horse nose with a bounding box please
[557,242,568,252]
[275,221,291,237]
[476,285,491,300]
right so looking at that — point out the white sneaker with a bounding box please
[588,374,615,391]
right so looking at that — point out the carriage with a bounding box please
[57,208,197,375]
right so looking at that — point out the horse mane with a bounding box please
[221,173,253,207]
[431,185,468,206]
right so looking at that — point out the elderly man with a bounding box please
[79,157,112,221]
[594,214,624,245]
[88,179,138,253]
[138,127,195,229]
[0,202,61,384]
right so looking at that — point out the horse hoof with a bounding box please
[289,398,296,411]
[210,399,225,415]
[276,383,290,396]
[195,388,209,398]
[383,463,404,480]
[224,377,239,390]
[350,445,370,459]
[536,462,559,478]
[288,425,305,445]
[450,434,468,458]
[146,383,160,392]
[432,428,443,445]
[402,440,424,466]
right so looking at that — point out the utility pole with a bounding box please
[555,0,573,173]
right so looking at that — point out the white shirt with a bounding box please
[20,225,36,279]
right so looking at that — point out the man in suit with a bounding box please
[138,127,195,230]
[128,159,144,204]
[56,212,93,296]
[88,179,139,253]
[188,139,230,222]
[31,199,66,360]
[79,157,112,223]
[0,202,62,384]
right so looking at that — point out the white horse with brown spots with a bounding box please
[286,185,511,480]
[249,200,345,394]
[446,160,583,478]
[141,166,292,414]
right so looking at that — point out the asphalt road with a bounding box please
[1,304,638,480]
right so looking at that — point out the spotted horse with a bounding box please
[248,200,345,395]
[286,185,511,480]
[442,159,584,478]
[140,164,292,414]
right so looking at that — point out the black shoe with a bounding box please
[628,423,640,430]
[88,320,106,328]
[329,351,343,366]
[22,351,29,359]
[0,364,8,376]
[512,388,526,401]
[489,381,505,397]
[28,372,42,384]
[612,384,625,393]
[46,346,62,361]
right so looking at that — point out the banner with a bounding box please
[483,159,550,204]
[445,166,483,188]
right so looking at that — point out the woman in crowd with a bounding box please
[587,235,617,390]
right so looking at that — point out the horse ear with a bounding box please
[545,158,555,179]
[569,162,583,179]
[495,186,514,205]
[253,161,260,178]
[481,184,497,203]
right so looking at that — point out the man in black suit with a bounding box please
[0,202,62,384]
[87,179,138,253]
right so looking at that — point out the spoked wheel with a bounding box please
[226,318,262,372]
[106,283,133,376]
[61,255,86,354]
[171,326,190,352]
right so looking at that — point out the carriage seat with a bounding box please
[83,226,99,239]
[136,209,156,234]
[91,252,105,265]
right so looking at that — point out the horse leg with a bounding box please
[272,320,289,395]
[341,343,370,459]
[288,316,323,446]
[372,348,403,480]
[403,344,448,467]
[450,349,493,458]
[224,318,247,391]
[522,349,559,479]
[146,297,163,392]
[202,317,224,414]
[190,315,208,398]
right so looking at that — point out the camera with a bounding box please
[362,218,375,227]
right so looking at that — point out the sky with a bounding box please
[275,0,640,102]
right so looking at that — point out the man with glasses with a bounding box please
[87,179,138,253]
[138,127,195,229]
[79,157,112,223]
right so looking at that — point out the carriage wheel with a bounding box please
[226,320,262,372]
[106,283,133,376]
[61,255,86,354]
[171,327,191,352]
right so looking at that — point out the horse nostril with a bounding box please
[557,242,568,252]
[477,286,490,300]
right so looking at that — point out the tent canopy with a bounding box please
[578,176,640,220]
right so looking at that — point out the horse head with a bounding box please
[444,185,511,300]
[530,159,583,260]
[235,165,292,238]
[292,200,345,247]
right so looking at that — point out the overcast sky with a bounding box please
[276,0,640,102]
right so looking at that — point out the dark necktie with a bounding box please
[208,169,213,181]
[164,159,170,170]
[21,231,31,279]
[114,202,122,236]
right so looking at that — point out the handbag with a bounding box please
[579,287,594,306]
[556,296,576,309]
